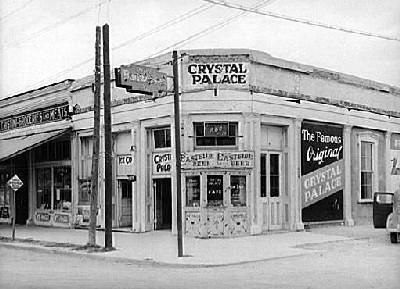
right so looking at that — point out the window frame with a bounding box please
[153,127,171,150]
[193,121,238,148]
[358,135,378,203]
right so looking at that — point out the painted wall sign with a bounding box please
[115,64,167,95]
[153,153,172,174]
[183,55,249,90]
[0,103,69,132]
[301,122,343,221]
[181,151,254,169]
[117,154,135,176]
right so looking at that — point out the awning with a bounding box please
[0,128,71,163]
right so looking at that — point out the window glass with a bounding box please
[37,168,51,209]
[270,154,280,197]
[207,175,223,206]
[231,175,246,206]
[360,141,373,200]
[260,155,266,197]
[195,122,237,147]
[54,166,71,211]
[154,128,171,149]
[186,176,200,207]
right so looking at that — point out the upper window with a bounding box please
[360,141,374,201]
[34,138,70,162]
[153,128,171,149]
[194,122,237,147]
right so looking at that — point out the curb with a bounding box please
[0,238,315,268]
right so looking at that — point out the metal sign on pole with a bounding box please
[7,174,23,240]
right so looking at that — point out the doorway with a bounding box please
[260,152,283,231]
[153,178,172,230]
[118,180,132,227]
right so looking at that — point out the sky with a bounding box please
[0,0,400,99]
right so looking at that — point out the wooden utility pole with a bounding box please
[173,50,183,257]
[103,23,113,250]
[88,26,101,247]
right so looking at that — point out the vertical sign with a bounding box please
[301,122,343,222]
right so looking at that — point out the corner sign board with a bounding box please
[115,64,167,95]
[7,175,23,191]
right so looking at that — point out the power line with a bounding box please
[2,2,216,97]
[138,0,276,64]
[0,0,35,23]
[203,0,400,42]
[2,0,109,48]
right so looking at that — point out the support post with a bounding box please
[103,23,113,250]
[173,50,183,257]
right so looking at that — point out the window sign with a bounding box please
[153,153,172,175]
[231,175,246,206]
[186,176,200,207]
[207,175,223,206]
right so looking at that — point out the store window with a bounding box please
[37,168,51,209]
[53,166,71,211]
[0,172,11,219]
[186,176,200,207]
[360,141,374,201]
[194,122,237,147]
[230,175,246,206]
[36,166,71,211]
[207,175,223,206]
[154,127,171,149]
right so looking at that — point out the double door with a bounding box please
[260,152,284,231]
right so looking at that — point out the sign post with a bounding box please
[7,174,23,240]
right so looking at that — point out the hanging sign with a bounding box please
[301,122,343,209]
[115,64,167,95]
[7,175,23,191]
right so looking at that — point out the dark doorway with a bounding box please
[153,178,172,230]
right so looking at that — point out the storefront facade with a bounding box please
[2,49,400,237]
[0,80,74,227]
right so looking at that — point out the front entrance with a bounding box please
[260,152,283,231]
[118,180,132,227]
[153,178,172,230]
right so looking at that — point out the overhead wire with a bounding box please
[0,0,35,23]
[1,0,109,48]
[2,2,216,97]
[137,0,276,65]
[202,0,400,42]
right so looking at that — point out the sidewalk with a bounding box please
[0,224,377,267]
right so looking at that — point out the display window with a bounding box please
[207,175,224,206]
[230,175,246,206]
[36,166,71,211]
[186,175,200,207]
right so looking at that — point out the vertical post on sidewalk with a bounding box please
[11,190,15,240]
[173,50,183,257]
[103,23,113,250]
[88,26,101,246]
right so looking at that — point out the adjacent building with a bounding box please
[1,49,399,237]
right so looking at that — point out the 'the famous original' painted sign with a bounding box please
[301,122,343,209]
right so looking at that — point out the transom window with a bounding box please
[153,127,171,149]
[194,122,237,147]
